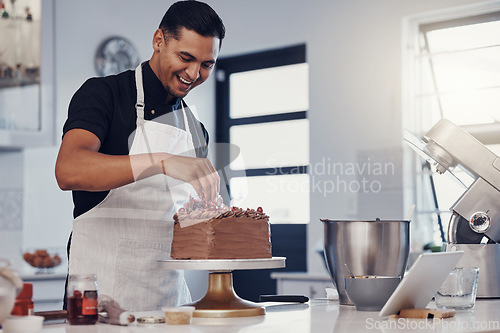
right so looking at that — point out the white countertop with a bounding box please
[14,298,500,333]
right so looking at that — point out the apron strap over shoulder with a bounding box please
[180,101,191,134]
[135,63,145,121]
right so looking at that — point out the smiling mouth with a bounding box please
[178,76,193,85]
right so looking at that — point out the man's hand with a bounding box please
[161,155,220,202]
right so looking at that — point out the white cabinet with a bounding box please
[271,272,336,299]
[21,273,66,312]
[0,0,55,149]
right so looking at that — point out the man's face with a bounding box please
[152,27,220,103]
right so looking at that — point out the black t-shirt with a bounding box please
[63,61,208,218]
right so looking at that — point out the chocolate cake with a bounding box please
[170,197,272,259]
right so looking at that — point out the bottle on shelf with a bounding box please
[0,0,9,19]
[25,6,32,21]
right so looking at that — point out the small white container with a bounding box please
[2,315,44,333]
[162,306,195,325]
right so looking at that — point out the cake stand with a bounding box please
[159,257,286,318]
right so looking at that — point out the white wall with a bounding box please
[0,151,23,269]
[7,0,488,293]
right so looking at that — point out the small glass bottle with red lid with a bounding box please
[66,274,98,325]
[11,282,34,316]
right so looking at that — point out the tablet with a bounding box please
[379,251,464,317]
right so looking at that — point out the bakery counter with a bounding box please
[11,299,500,333]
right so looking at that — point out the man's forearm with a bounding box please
[56,149,166,192]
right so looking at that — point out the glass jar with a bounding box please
[66,274,98,325]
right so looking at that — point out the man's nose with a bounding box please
[186,63,201,81]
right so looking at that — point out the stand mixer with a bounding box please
[405,118,500,298]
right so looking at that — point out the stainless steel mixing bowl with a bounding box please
[345,276,401,311]
[322,219,410,305]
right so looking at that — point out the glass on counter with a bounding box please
[435,267,479,310]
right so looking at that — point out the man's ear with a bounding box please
[152,29,164,52]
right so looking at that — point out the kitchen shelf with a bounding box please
[0,77,39,89]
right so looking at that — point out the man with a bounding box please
[55,1,225,311]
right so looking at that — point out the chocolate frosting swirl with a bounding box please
[173,197,268,224]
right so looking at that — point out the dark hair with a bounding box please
[159,1,225,47]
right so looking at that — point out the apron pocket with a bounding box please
[114,239,190,311]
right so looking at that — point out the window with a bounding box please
[403,3,500,247]
[215,45,309,224]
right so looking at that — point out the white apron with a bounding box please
[69,63,197,311]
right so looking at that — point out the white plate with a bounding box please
[379,251,464,317]
[158,257,286,271]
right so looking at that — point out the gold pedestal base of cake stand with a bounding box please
[188,272,264,318]
[158,257,286,318]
